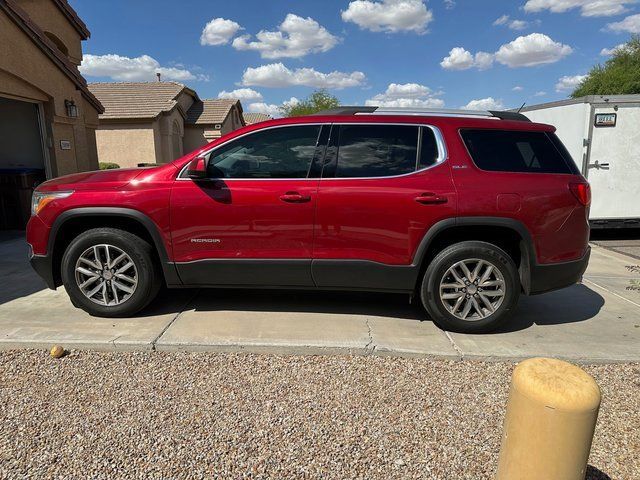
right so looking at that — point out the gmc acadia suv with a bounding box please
[27,107,591,333]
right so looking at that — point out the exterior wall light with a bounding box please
[65,99,78,118]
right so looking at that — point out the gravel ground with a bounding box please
[0,351,638,479]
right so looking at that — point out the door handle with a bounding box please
[279,192,311,203]
[588,160,610,170]
[415,193,448,205]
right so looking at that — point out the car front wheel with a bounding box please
[421,241,520,333]
[61,228,161,317]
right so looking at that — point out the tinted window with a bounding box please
[461,129,577,174]
[548,133,580,174]
[335,125,419,178]
[420,127,439,168]
[206,125,321,179]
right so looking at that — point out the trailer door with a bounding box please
[587,105,640,221]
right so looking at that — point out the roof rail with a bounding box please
[311,106,377,115]
[312,106,531,122]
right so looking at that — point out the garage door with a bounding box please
[0,96,46,229]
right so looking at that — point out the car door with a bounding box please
[588,105,640,220]
[312,123,457,291]
[170,124,327,287]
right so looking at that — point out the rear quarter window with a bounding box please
[460,129,579,174]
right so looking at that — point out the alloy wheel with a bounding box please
[74,244,138,306]
[439,258,506,321]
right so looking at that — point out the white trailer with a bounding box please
[521,95,640,228]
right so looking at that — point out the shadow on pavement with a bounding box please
[496,284,605,333]
[138,288,425,321]
[137,283,605,333]
[0,231,47,305]
[586,465,612,480]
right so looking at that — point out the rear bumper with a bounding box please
[528,247,590,295]
[29,252,56,290]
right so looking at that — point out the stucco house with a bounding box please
[185,98,245,149]
[88,82,245,168]
[0,0,103,228]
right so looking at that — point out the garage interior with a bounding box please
[0,96,47,230]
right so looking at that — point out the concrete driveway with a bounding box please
[1,231,639,362]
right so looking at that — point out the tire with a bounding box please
[420,241,520,333]
[61,228,162,317]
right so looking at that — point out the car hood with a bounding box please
[37,168,147,192]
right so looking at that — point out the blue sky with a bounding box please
[71,0,638,115]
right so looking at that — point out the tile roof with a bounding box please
[88,82,188,120]
[186,99,241,125]
[243,112,272,125]
[52,0,90,39]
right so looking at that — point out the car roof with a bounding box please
[255,110,555,132]
[173,108,555,166]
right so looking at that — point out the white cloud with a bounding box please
[80,54,207,82]
[247,97,299,118]
[494,15,529,30]
[341,0,433,33]
[555,74,587,91]
[600,43,628,55]
[218,88,263,102]
[512,85,524,91]
[241,63,366,89]
[200,18,242,46]
[461,97,505,110]
[494,14,510,25]
[444,0,456,9]
[231,14,339,59]
[365,82,445,108]
[247,103,280,117]
[509,20,529,30]
[440,47,494,70]
[495,33,573,67]
[606,13,640,33]
[474,52,496,69]
[534,91,547,96]
[524,0,636,17]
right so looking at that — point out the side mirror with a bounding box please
[186,156,207,179]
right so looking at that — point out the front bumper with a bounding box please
[29,252,56,290]
[528,247,591,295]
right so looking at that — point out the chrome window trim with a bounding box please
[177,123,325,181]
[176,122,448,181]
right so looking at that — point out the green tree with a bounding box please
[280,90,340,116]
[571,36,640,97]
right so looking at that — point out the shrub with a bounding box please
[99,162,120,170]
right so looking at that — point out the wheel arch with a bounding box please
[49,208,180,288]
[412,217,536,295]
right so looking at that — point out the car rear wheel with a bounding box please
[421,241,520,333]
[61,228,161,317]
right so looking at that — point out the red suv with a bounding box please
[27,107,591,333]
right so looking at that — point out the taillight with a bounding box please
[569,182,591,206]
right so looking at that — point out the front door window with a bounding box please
[205,125,321,179]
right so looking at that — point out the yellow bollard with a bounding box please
[496,357,601,480]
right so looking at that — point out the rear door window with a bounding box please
[333,125,419,178]
[460,129,579,174]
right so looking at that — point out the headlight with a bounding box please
[31,191,74,216]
